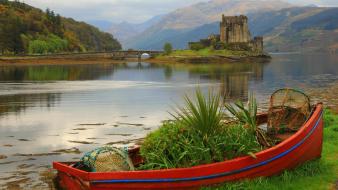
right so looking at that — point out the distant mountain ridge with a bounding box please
[123,0,293,49]
[87,20,113,32]
[106,15,164,45]
[252,7,338,52]
[115,0,338,53]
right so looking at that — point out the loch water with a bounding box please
[0,53,337,189]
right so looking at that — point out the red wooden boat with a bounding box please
[53,103,323,190]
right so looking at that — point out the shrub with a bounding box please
[189,42,205,51]
[139,90,262,170]
[28,34,68,54]
[28,39,49,54]
[213,42,226,50]
[163,42,173,55]
[228,43,251,51]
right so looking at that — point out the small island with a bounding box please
[152,15,271,63]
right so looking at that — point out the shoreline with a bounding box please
[0,52,271,66]
[0,57,126,66]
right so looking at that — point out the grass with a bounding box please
[203,109,338,190]
[157,48,258,58]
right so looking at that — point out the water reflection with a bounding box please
[184,62,265,101]
[0,93,61,117]
[0,64,115,81]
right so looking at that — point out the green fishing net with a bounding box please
[81,146,135,172]
[267,88,311,135]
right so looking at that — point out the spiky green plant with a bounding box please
[225,93,257,131]
[171,89,224,141]
[225,93,271,147]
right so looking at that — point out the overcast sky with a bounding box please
[22,0,338,24]
[23,0,209,23]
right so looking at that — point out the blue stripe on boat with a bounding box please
[92,111,323,184]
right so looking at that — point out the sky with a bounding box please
[22,0,338,24]
[23,0,209,23]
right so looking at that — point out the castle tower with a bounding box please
[220,15,251,44]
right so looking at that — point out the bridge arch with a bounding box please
[140,53,150,59]
[111,50,163,60]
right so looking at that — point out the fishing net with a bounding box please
[267,89,311,135]
[81,146,135,172]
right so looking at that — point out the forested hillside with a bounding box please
[0,0,121,55]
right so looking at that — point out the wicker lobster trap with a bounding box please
[267,88,311,135]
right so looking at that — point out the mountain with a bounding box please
[107,15,164,47]
[188,7,338,53]
[124,0,293,49]
[87,20,113,32]
[251,7,338,52]
[121,1,338,53]
[181,7,338,53]
[0,0,121,55]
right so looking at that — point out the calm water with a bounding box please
[0,54,338,189]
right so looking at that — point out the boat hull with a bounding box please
[53,104,324,190]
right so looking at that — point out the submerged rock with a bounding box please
[68,140,95,145]
[78,123,106,126]
[0,155,7,160]
[117,122,144,127]
[53,147,82,154]
[5,177,31,190]
[72,128,90,131]
[68,132,79,134]
[18,139,31,142]
[17,164,35,169]
[13,152,61,157]
[0,161,17,165]
[105,133,133,137]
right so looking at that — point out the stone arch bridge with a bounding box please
[7,51,164,61]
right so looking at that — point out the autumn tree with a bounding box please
[163,42,173,55]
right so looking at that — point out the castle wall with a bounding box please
[220,15,251,44]
[251,37,264,53]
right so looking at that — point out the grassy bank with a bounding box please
[150,48,270,64]
[170,49,257,57]
[157,48,266,58]
[204,109,338,190]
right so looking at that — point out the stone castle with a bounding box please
[220,15,263,52]
[189,15,263,53]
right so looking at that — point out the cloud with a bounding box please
[22,0,209,23]
[286,0,338,6]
